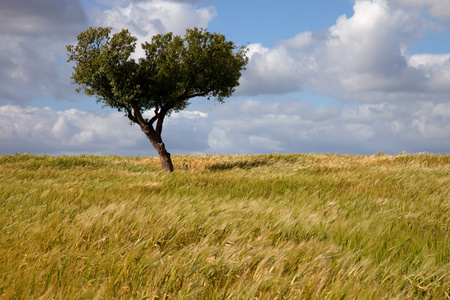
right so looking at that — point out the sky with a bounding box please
[1,0,450,156]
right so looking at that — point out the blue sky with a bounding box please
[209,0,355,46]
[1,0,450,156]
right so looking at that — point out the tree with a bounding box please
[67,27,248,172]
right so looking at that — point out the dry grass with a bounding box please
[1,153,449,299]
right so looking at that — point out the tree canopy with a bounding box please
[67,27,248,171]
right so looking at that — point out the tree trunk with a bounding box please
[131,106,174,172]
[156,142,174,172]
[141,126,174,172]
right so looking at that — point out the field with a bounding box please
[1,153,449,299]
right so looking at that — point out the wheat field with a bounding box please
[1,153,449,299]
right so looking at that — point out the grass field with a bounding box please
[1,153,449,299]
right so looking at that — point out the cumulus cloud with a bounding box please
[2,100,449,156]
[0,105,215,156]
[240,43,312,95]
[0,0,88,105]
[205,99,450,154]
[0,35,79,105]
[408,54,450,92]
[95,0,217,57]
[389,0,450,23]
[239,0,449,104]
[0,106,144,155]
[0,0,87,35]
[96,0,206,5]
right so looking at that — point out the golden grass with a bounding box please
[0,153,449,299]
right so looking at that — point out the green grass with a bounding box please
[1,153,449,299]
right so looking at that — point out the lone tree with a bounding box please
[67,27,248,172]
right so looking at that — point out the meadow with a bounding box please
[0,153,449,299]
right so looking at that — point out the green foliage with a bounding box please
[1,153,449,299]
[67,27,248,115]
[66,27,139,109]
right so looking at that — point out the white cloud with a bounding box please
[1,100,449,156]
[207,127,233,153]
[96,0,217,57]
[389,0,450,23]
[409,54,450,69]
[0,0,87,35]
[239,44,315,95]
[0,34,79,105]
[281,32,314,49]
[407,54,450,92]
[96,0,206,6]
[432,103,450,118]
[206,99,450,154]
[52,114,80,141]
[239,0,448,104]
[0,106,144,155]
[171,110,208,119]
[0,0,87,106]
[245,43,270,59]
[248,135,284,152]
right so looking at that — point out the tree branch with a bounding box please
[176,85,209,101]
[177,84,191,102]
[149,114,158,126]
[155,105,169,136]
[126,107,138,124]
[186,91,209,99]
[149,106,159,126]
[129,100,147,126]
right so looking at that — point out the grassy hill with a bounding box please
[1,153,449,299]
